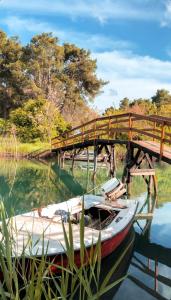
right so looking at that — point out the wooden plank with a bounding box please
[132,128,161,141]
[114,188,127,199]
[135,213,153,220]
[130,169,155,176]
[131,113,171,126]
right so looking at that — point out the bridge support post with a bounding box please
[122,145,158,196]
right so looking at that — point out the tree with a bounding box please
[151,89,171,108]
[0,31,29,119]
[23,34,105,114]
[103,106,121,116]
[129,98,157,115]
[61,43,105,112]
[10,98,68,142]
[23,33,64,106]
[119,97,130,110]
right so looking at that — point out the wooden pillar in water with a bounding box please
[93,145,97,179]
[126,143,134,196]
[58,151,61,166]
[56,151,59,165]
[71,149,76,172]
[87,147,89,166]
[148,175,153,195]
[154,260,159,291]
[112,145,116,177]
[110,145,116,177]
[127,174,131,196]
[86,148,90,192]
[62,151,65,169]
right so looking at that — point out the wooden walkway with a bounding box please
[132,140,171,164]
[51,113,171,163]
[29,113,171,164]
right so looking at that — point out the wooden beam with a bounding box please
[135,213,154,220]
[130,169,155,176]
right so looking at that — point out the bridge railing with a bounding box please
[51,113,171,159]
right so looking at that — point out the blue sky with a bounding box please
[1,0,171,111]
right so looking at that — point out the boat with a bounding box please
[0,178,137,272]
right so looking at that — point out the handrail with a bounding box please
[51,113,171,160]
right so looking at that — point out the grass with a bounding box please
[0,202,133,300]
[0,136,50,157]
[0,134,127,159]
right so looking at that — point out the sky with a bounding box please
[1,0,171,112]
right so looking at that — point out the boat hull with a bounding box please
[50,220,133,273]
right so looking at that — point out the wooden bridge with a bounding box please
[31,113,171,160]
[30,112,171,194]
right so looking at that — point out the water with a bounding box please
[0,158,171,299]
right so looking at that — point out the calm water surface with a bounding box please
[0,158,171,300]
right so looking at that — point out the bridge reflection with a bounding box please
[128,197,171,300]
[128,232,171,300]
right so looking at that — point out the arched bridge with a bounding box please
[30,113,171,164]
[52,113,171,163]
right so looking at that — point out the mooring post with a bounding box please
[159,122,165,161]
[87,147,89,166]
[59,150,62,167]
[127,173,131,196]
[122,142,134,195]
[62,151,65,169]
[110,144,116,177]
[113,144,116,177]
[93,144,97,179]
[71,149,76,172]
[56,151,59,164]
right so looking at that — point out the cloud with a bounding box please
[1,16,134,52]
[92,50,171,111]
[159,0,171,27]
[0,0,164,23]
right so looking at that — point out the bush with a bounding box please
[10,98,69,143]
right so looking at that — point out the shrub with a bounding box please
[10,98,69,143]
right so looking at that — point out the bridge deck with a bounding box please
[132,141,171,164]
[52,139,171,164]
[29,113,171,163]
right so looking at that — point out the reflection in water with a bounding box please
[0,159,171,299]
[99,228,135,300]
[116,196,171,300]
[131,232,171,300]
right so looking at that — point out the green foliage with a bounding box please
[0,118,7,133]
[0,30,104,117]
[10,98,68,142]
[119,97,130,110]
[152,89,171,108]
[0,30,29,119]
[22,33,105,114]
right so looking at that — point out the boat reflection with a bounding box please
[98,228,135,300]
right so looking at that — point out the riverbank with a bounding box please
[0,137,50,158]
[0,139,126,160]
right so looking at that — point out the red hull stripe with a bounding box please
[50,222,132,273]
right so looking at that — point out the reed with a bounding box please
[0,202,132,300]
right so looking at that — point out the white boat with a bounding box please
[0,178,137,272]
